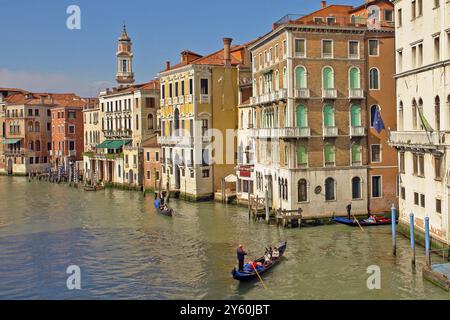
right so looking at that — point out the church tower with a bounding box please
[116,24,134,86]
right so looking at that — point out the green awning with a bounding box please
[2,138,21,145]
[95,140,131,149]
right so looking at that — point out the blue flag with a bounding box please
[373,108,385,134]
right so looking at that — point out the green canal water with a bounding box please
[0,176,448,299]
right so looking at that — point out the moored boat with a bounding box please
[333,216,397,227]
[231,241,287,281]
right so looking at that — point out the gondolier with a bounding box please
[237,245,247,271]
[346,203,352,220]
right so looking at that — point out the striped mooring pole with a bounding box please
[391,204,397,256]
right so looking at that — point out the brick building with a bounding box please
[142,134,161,192]
[247,0,397,217]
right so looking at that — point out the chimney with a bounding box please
[321,1,326,9]
[223,37,233,67]
[166,61,171,71]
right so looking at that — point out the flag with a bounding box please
[373,107,385,134]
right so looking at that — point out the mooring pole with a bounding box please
[409,213,416,267]
[391,204,397,256]
[265,187,269,224]
[425,216,431,267]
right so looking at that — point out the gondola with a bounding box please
[231,241,287,281]
[157,206,173,217]
[84,185,104,192]
[332,216,397,227]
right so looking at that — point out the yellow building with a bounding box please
[157,38,251,200]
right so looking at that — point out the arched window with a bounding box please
[323,104,335,127]
[370,105,380,127]
[283,67,287,89]
[28,121,34,132]
[173,109,179,134]
[298,179,308,202]
[369,68,379,90]
[350,104,361,127]
[349,67,361,90]
[283,105,288,127]
[297,144,307,167]
[325,178,336,201]
[275,70,280,91]
[418,98,424,130]
[398,101,404,131]
[322,66,334,89]
[147,113,155,130]
[324,143,335,166]
[28,140,34,151]
[351,142,362,165]
[295,66,307,89]
[259,77,263,94]
[296,105,307,128]
[35,140,41,152]
[352,177,361,200]
[412,99,418,130]
[435,96,441,130]
[34,121,40,132]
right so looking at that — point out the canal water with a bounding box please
[0,177,448,300]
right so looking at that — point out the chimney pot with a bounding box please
[321,1,326,9]
[166,61,171,71]
[223,37,233,67]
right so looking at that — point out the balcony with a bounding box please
[279,127,311,139]
[157,135,193,146]
[323,126,338,137]
[173,97,179,104]
[350,126,366,137]
[167,98,172,105]
[322,89,337,99]
[187,95,193,103]
[4,149,25,156]
[200,95,210,104]
[295,89,310,99]
[160,98,165,106]
[348,89,364,99]
[250,89,288,106]
[69,150,76,157]
[179,96,184,104]
[388,131,448,149]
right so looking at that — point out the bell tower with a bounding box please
[116,24,134,86]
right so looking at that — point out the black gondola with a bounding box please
[231,241,287,281]
[333,216,397,227]
[157,207,173,217]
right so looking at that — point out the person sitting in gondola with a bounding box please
[263,253,271,266]
[272,247,280,260]
[367,214,377,224]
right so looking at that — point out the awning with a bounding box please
[2,138,21,145]
[95,140,131,149]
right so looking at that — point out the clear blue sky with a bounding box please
[0,0,361,97]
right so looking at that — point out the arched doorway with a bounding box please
[129,169,134,185]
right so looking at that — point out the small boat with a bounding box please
[157,206,173,217]
[231,241,287,282]
[333,216,397,227]
[84,185,104,192]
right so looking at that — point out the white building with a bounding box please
[389,0,450,245]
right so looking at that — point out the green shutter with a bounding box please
[296,105,307,128]
[297,145,307,165]
[296,67,306,89]
[351,104,361,126]
[323,67,333,89]
[349,68,360,90]
[324,104,334,127]
[352,143,361,162]
[325,144,334,163]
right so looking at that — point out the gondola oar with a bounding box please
[353,215,365,232]
[252,263,268,290]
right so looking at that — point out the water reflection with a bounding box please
[0,177,448,300]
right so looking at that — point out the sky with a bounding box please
[0,0,361,97]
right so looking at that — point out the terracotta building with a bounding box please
[247,0,397,217]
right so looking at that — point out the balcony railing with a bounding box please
[295,89,310,99]
[200,95,210,104]
[179,96,184,104]
[322,89,337,99]
[250,89,288,105]
[4,149,25,156]
[69,150,76,157]
[173,97,178,104]
[160,99,165,106]
[279,127,311,139]
[350,126,366,137]
[349,89,364,99]
[388,131,448,149]
[157,135,194,146]
[187,95,193,103]
[323,126,338,137]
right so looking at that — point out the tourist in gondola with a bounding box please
[272,247,280,260]
[237,245,247,271]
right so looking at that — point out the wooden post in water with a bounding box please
[425,216,431,267]
[409,212,416,268]
[265,187,269,224]
[391,204,397,256]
